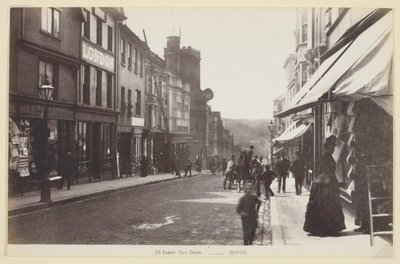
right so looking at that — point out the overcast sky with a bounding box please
[125,8,296,120]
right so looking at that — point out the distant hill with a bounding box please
[222,118,273,157]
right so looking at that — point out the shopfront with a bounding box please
[275,10,393,236]
[9,96,75,195]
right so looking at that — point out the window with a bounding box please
[83,65,90,104]
[127,89,132,116]
[96,69,102,106]
[82,9,90,39]
[38,60,55,99]
[120,86,125,113]
[128,44,132,68]
[139,52,144,77]
[301,8,307,42]
[107,26,113,52]
[147,105,152,128]
[135,90,141,116]
[121,38,126,65]
[96,17,102,46]
[76,122,90,166]
[102,124,112,158]
[302,24,308,42]
[325,8,332,30]
[134,48,138,73]
[41,8,60,37]
[302,64,308,87]
[107,73,112,108]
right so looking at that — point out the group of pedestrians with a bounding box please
[234,136,348,245]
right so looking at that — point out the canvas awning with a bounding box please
[332,22,393,116]
[273,123,311,143]
[275,11,393,118]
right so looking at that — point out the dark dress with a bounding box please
[303,151,346,236]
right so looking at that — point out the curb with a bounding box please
[8,173,203,217]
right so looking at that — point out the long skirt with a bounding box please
[303,176,346,236]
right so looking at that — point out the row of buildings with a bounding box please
[8,7,234,194]
[272,8,393,209]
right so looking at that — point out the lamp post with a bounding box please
[268,120,275,168]
[38,79,54,203]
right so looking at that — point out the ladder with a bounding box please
[366,164,393,246]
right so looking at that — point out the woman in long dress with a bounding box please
[303,142,346,236]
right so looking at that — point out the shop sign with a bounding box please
[131,117,144,127]
[10,101,74,120]
[82,41,115,72]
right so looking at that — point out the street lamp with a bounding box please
[267,120,275,168]
[38,78,54,203]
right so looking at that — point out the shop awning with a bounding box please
[273,123,311,143]
[332,23,393,116]
[275,11,393,118]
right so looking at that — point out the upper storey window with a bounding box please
[41,8,60,38]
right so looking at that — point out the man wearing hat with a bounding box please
[275,152,290,193]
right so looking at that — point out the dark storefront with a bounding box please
[9,96,75,195]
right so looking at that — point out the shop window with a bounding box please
[41,7,60,37]
[121,38,126,65]
[128,43,132,68]
[82,9,90,39]
[38,60,56,99]
[107,26,113,52]
[127,89,132,116]
[83,65,90,105]
[96,69,102,106]
[96,17,102,46]
[134,48,138,73]
[135,90,141,116]
[107,73,112,108]
[102,124,112,159]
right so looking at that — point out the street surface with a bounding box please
[9,174,250,245]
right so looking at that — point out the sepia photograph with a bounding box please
[2,0,398,262]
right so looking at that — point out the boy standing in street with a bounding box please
[236,182,262,245]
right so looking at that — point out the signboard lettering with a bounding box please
[82,41,115,72]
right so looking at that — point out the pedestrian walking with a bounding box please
[195,155,202,172]
[184,159,192,177]
[303,142,346,236]
[221,158,228,176]
[175,156,181,178]
[290,151,306,195]
[236,155,244,192]
[236,182,261,245]
[275,152,290,193]
[209,156,216,175]
[261,164,276,197]
[58,151,75,190]
[242,145,254,183]
[224,155,236,189]
[140,156,148,177]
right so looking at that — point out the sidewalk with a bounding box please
[269,177,393,256]
[8,170,205,217]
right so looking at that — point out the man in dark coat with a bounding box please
[236,182,261,245]
[290,151,306,195]
[59,152,75,190]
[184,159,192,177]
[275,152,290,193]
